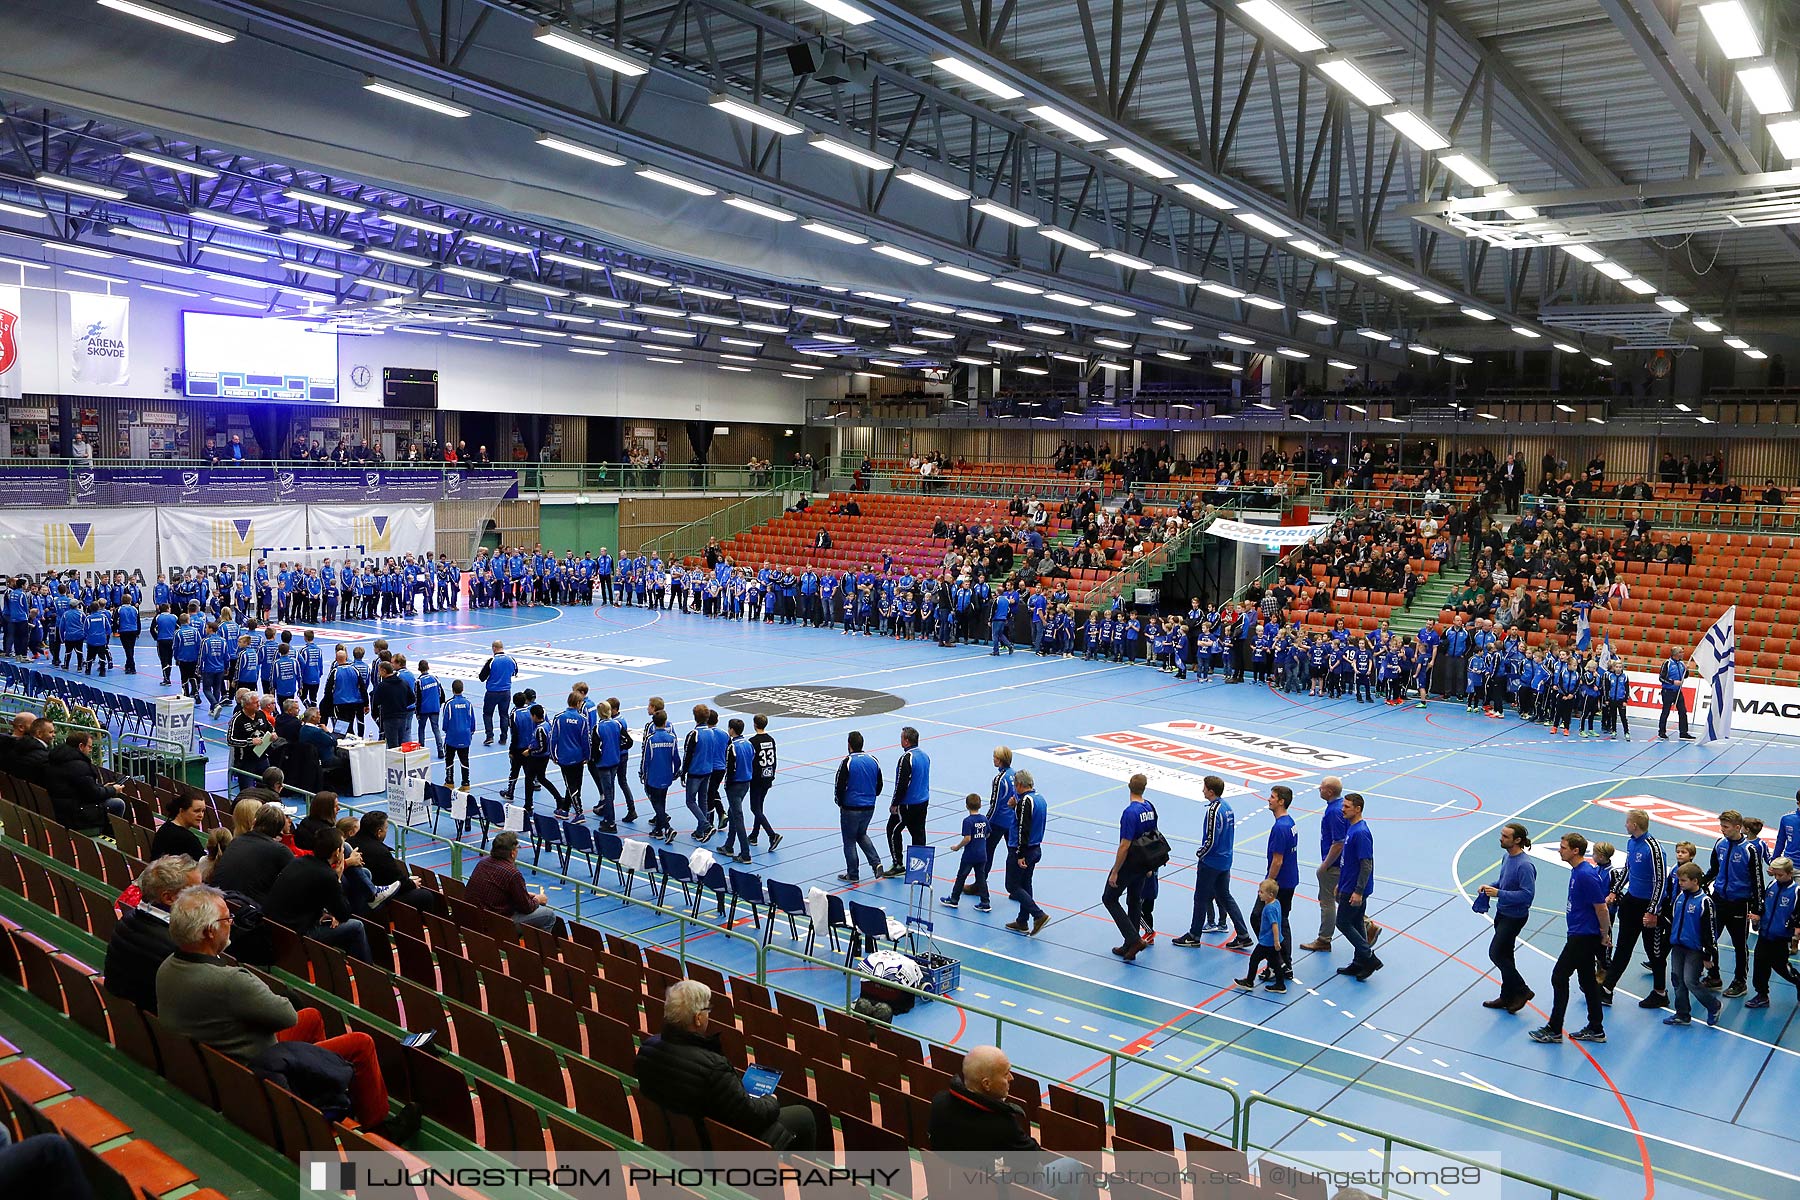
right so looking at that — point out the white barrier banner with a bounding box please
[0,506,158,583]
[67,292,129,386]
[157,505,307,569]
[307,503,436,559]
[0,284,22,400]
[1207,517,1334,546]
[1627,669,1800,739]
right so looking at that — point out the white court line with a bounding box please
[926,931,1800,1184]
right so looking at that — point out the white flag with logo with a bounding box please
[68,292,130,386]
[0,284,22,399]
[1692,605,1736,743]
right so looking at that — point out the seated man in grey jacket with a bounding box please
[154,884,419,1142]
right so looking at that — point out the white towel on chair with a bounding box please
[806,885,832,932]
[617,838,651,871]
[688,848,716,877]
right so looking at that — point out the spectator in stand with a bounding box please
[44,730,125,835]
[928,1045,1041,1154]
[156,885,419,1141]
[208,802,294,902]
[635,980,817,1149]
[1761,480,1785,506]
[261,829,374,962]
[466,831,557,931]
[104,855,201,1013]
[0,1126,93,1200]
[0,711,35,778]
[150,792,208,861]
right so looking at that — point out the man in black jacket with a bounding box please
[45,731,125,834]
[930,1046,1091,1198]
[0,710,35,778]
[12,718,55,790]
[261,830,372,962]
[371,662,414,749]
[348,811,440,914]
[208,803,294,902]
[635,980,815,1149]
[103,855,200,1013]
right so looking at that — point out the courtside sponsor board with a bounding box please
[1626,670,1800,739]
[1142,720,1372,768]
[1590,793,1777,851]
[1018,745,1255,800]
[1082,732,1309,782]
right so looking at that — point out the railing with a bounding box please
[0,458,808,506]
[843,470,1119,500]
[1077,512,1220,611]
[644,483,810,563]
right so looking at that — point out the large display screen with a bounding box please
[181,312,340,402]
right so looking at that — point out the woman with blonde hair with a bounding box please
[230,797,261,837]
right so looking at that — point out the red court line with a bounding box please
[1065,982,1238,1083]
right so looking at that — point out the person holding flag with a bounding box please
[1658,644,1696,741]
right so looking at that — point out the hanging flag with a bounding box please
[1691,606,1736,743]
[1573,601,1592,652]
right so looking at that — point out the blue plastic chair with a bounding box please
[477,796,507,849]
[727,869,766,933]
[694,862,729,918]
[596,832,631,893]
[847,899,896,966]
[530,811,565,869]
[764,879,806,946]
[562,819,599,881]
[426,783,455,837]
[655,847,694,908]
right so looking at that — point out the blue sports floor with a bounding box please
[99,600,1800,1200]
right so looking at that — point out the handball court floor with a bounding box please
[130,599,1799,1200]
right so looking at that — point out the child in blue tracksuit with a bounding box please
[83,604,112,676]
[942,794,992,909]
[442,680,475,790]
[1665,862,1721,1026]
[1577,664,1603,736]
[1235,880,1287,994]
[1353,638,1374,703]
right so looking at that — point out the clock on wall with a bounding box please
[350,364,373,389]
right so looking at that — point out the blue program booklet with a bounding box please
[742,1065,782,1098]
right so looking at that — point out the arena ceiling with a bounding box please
[0,0,1795,379]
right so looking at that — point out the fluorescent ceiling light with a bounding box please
[742,321,790,334]
[1156,351,1192,362]
[796,0,875,24]
[737,297,789,311]
[1620,277,1657,295]
[954,356,992,366]
[844,316,889,328]
[184,210,269,235]
[599,320,647,332]
[288,263,344,279]
[366,248,432,267]
[532,25,647,75]
[1444,354,1474,364]
[1219,333,1256,346]
[808,136,892,171]
[1243,295,1285,311]
[284,188,364,214]
[935,264,991,283]
[1104,145,1177,179]
[636,304,686,318]
[1594,260,1633,280]
[1553,342,1581,353]
[1091,303,1136,318]
[97,0,235,42]
[1460,306,1496,321]
[707,95,804,135]
[211,296,265,309]
[1287,239,1339,260]
[275,229,350,251]
[1692,317,1722,333]
[1354,328,1391,341]
[636,168,715,196]
[512,280,569,297]
[0,200,46,220]
[645,357,684,365]
[1238,0,1327,52]
[801,221,869,245]
[987,340,1028,352]
[791,305,841,319]
[1051,353,1088,364]
[872,243,933,266]
[780,372,811,380]
[443,265,504,283]
[1200,281,1245,299]
[1590,356,1614,366]
[1021,323,1068,336]
[907,300,957,314]
[379,211,454,236]
[1435,154,1498,188]
[1736,65,1793,115]
[1512,326,1542,338]
[1382,109,1451,151]
[126,258,191,272]
[1016,366,1050,376]
[913,328,956,339]
[886,344,926,354]
[1406,344,1439,357]
[1275,347,1311,359]
[1212,362,1244,373]
[1298,310,1336,325]
[536,135,627,167]
[570,347,610,357]
[1317,57,1393,107]
[893,170,970,201]
[958,310,1005,323]
[465,232,532,254]
[1038,227,1099,252]
[993,279,1045,295]
[1152,318,1193,331]
[1768,117,1800,158]
[1724,336,1750,349]
[1151,268,1202,285]
[1175,183,1236,211]
[36,174,127,200]
[723,198,795,226]
[106,225,181,247]
[1415,290,1453,305]
[970,199,1039,228]
[1745,348,1769,359]
[364,78,470,118]
[1097,250,1154,270]
[1562,243,1604,263]
[1095,361,1130,372]
[141,283,202,296]
[645,327,695,339]
[1655,295,1689,313]
[611,268,665,286]
[933,56,1023,100]
[1698,2,1761,59]
[1376,274,1418,292]
[121,149,216,178]
[66,269,127,284]
[573,334,616,345]
[1327,360,1357,371]
[1028,105,1107,143]
[45,242,114,260]
[361,279,414,295]
[1676,402,1692,412]
[203,272,268,288]
[679,285,734,301]
[1045,292,1091,307]
[1095,337,1133,350]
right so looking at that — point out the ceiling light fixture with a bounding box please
[801,222,869,244]
[365,248,432,267]
[97,0,235,41]
[993,279,1045,295]
[796,0,874,25]
[970,199,1040,228]
[1698,1,1762,60]
[532,25,648,75]
[122,149,216,178]
[363,78,470,118]
[872,243,933,266]
[35,174,128,200]
[442,264,504,283]
[280,230,354,251]
[808,136,892,171]
[1027,105,1107,143]
[1316,57,1393,107]
[1152,318,1193,331]
[465,232,532,254]
[1298,311,1337,325]
[1435,154,1499,188]
[379,211,454,236]
[1692,318,1722,333]
[283,188,364,214]
[1104,145,1178,179]
[1382,109,1451,151]
[707,95,804,135]
[932,56,1023,100]
[1736,64,1793,115]
[892,170,971,201]
[1460,306,1496,321]
[1237,0,1327,52]
[536,134,627,167]
[1175,182,1236,210]
[1038,228,1100,252]
[635,168,715,196]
